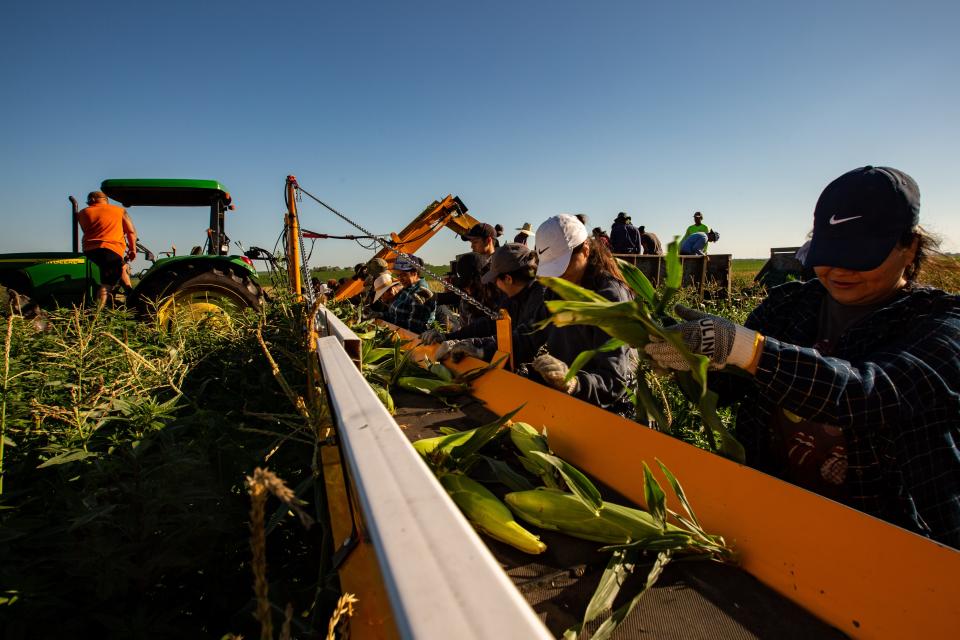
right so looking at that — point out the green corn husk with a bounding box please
[412,428,478,456]
[509,422,560,489]
[504,488,685,545]
[441,473,547,554]
[396,376,469,396]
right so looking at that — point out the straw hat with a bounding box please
[515,222,534,236]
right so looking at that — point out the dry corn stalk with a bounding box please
[246,468,314,640]
[325,592,359,640]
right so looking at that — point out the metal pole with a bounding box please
[69,196,79,253]
[285,175,303,300]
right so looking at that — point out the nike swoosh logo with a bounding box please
[537,247,548,255]
[829,214,863,225]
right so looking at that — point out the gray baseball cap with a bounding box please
[481,242,535,284]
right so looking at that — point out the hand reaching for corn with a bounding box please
[533,354,579,394]
[644,305,762,371]
[436,340,483,363]
[420,328,444,345]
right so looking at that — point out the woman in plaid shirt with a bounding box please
[646,167,960,548]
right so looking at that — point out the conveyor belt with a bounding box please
[392,390,846,639]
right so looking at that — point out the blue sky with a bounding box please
[2,0,957,270]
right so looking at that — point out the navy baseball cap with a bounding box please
[804,166,919,271]
[461,223,496,241]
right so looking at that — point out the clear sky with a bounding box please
[2,0,958,270]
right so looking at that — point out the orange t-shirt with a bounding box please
[77,202,134,257]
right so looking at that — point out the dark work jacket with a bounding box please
[713,280,960,548]
[450,281,550,364]
[640,232,663,255]
[610,222,642,254]
[544,272,637,414]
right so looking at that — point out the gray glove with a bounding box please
[413,287,434,303]
[644,305,761,371]
[532,354,579,394]
[420,328,445,345]
[435,340,483,362]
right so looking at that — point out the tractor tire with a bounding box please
[137,266,263,330]
[0,276,39,318]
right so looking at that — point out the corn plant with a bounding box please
[539,239,745,462]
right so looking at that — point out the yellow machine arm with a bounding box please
[333,195,478,301]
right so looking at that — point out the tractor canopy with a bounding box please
[101,179,232,208]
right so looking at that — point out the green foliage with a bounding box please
[0,303,336,639]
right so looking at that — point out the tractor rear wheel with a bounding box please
[138,267,262,330]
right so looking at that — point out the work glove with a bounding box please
[532,354,579,394]
[419,328,445,345]
[413,287,434,303]
[435,340,483,363]
[644,305,762,371]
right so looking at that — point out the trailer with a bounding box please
[306,310,959,639]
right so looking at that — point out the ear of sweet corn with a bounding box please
[504,488,685,545]
[412,428,477,456]
[440,473,547,554]
[509,422,560,488]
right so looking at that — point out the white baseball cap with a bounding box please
[534,214,589,278]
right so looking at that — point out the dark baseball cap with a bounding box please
[393,256,422,272]
[804,166,919,271]
[461,223,496,241]
[481,243,535,284]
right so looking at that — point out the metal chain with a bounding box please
[295,186,501,321]
[295,188,316,305]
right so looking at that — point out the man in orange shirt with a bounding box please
[76,191,137,306]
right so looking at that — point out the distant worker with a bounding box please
[76,191,137,307]
[609,212,642,255]
[383,256,436,333]
[514,222,535,246]
[681,211,711,251]
[646,166,960,548]
[638,226,663,255]
[591,227,611,249]
[679,230,719,255]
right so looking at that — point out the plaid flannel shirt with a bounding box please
[384,280,436,334]
[717,280,960,547]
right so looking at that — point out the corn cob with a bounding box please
[440,473,547,554]
[397,376,469,396]
[504,488,685,544]
[509,422,559,488]
[412,428,477,456]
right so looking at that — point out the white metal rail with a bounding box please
[315,334,551,640]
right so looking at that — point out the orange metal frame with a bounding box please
[333,195,478,302]
[380,325,960,639]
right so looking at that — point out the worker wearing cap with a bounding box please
[76,191,137,306]
[459,222,505,324]
[646,166,960,548]
[463,223,497,258]
[427,243,550,363]
[681,211,710,241]
[382,256,436,333]
[532,215,637,415]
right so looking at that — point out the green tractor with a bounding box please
[0,179,264,326]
